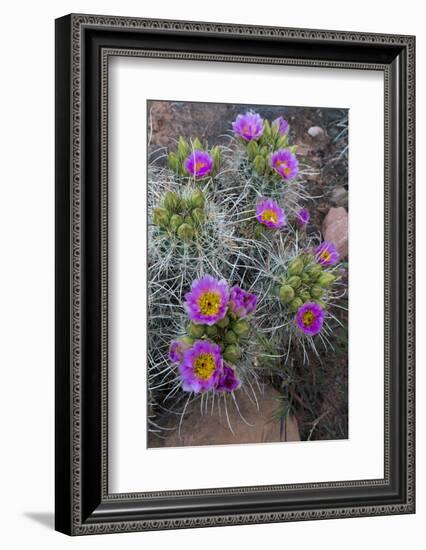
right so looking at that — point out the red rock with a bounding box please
[322,206,348,258]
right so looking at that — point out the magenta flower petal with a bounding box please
[296,208,310,226]
[216,363,241,392]
[229,286,257,318]
[270,149,299,180]
[232,112,264,141]
[184,275,230,325]
[256,199,286,229]
[272,116,289,135]
[315,241,340,266]
[169,339,191,364]
[295,302,325,336]
[179,340,223,393]
[185,150,214,178]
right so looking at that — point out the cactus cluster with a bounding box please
[167,136,221,178]
[279,253,338,313]
[152,188,206,243]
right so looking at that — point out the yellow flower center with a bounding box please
[275,160,291,177]
[302,311,315,327]
[193,353,216,380]
[320,250,331,262]
[198,291,221,316]
[194,161,206,171]
[261,209,278,224]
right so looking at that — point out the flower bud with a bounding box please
[260,145,269,158]
[153,207,169,228]
[232,319,249,338]
[192,137,203,151]
[289,297,303,312]
[169,214,184,232]
[277,135,289,149]
[216,316,230,329]
[310,285,323,299]
[224,330,238,344]
[223,344,241,364]
[318,273,336,288]
[191,208,205,226]
[168,152,179,171]
[288,257,304,276]
[279,285,295,304]
[177,136,190,160]
[246,140,259,160]
[307,264,323,279]
[189,188,205,209]
[287,275,302,290]
[188,322,205,338]
[211,146,221,169]
[262,120,272,140]
[177,223,194,242]
[301,272,310,284]
[299,291,311,303]
[163,191,181,212]
[253,155,266,174]
[206,325,218,338]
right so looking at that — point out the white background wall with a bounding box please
[0,1,423,548]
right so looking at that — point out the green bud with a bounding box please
[224,330,238,344]
[188,322,205,338]
[288,257,304,276]
[191,208,205,226]
[279,285,295,304]
[206,325,218,338]
[253,155,266,174]
[152,207,169,228]
[192,137,203,151]
[276,135,289,149]
[260,145,269,158]
[163,191,181,212]
[299,291,311,303]
[177,223,194,242]
[246,140,259,160]
[307,264,323,279]
[289,297,303,312]
[223,344,241,364]
[216,316,230,329]
[169,214,184,232]
[287,275,302,290]
[188,188,205,209]
[168,152,179,171]
[310,285,323,299]
[177,136,190,160]
[318,273,336,288]
[211,146,221,169]
[263,120,272,140]
[232,319,250,338]
[301,272,310,284]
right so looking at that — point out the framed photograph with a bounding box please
[55,14,415,535]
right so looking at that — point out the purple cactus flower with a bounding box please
[272,116,290,135]
[315,241,340,266]
[255,199,286,229]
[216,363,241,392]
[296,208,310,226]
[169,339,191,364]
[229,286,257,318]
[270,149,299,180]
[295,302,325,336]
[232,112,264,141]
[185,150,214,178]
[179,340,223,393]
[184,275,230,325]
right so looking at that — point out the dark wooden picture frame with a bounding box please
[55,13,415,535]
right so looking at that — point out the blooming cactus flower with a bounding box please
[229,286,257,318]
[296,207,310,226]
[184,150,214,178]
[272,116,289,135]
[179,340,223,393]
[255,199,286,229]
[295,302,325,336]
[270,149,299,180]
[232,112,264,141]
[168,338,191,363]
[184,275,230,325]
[315,241,340,266]
[216,363,241,392]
